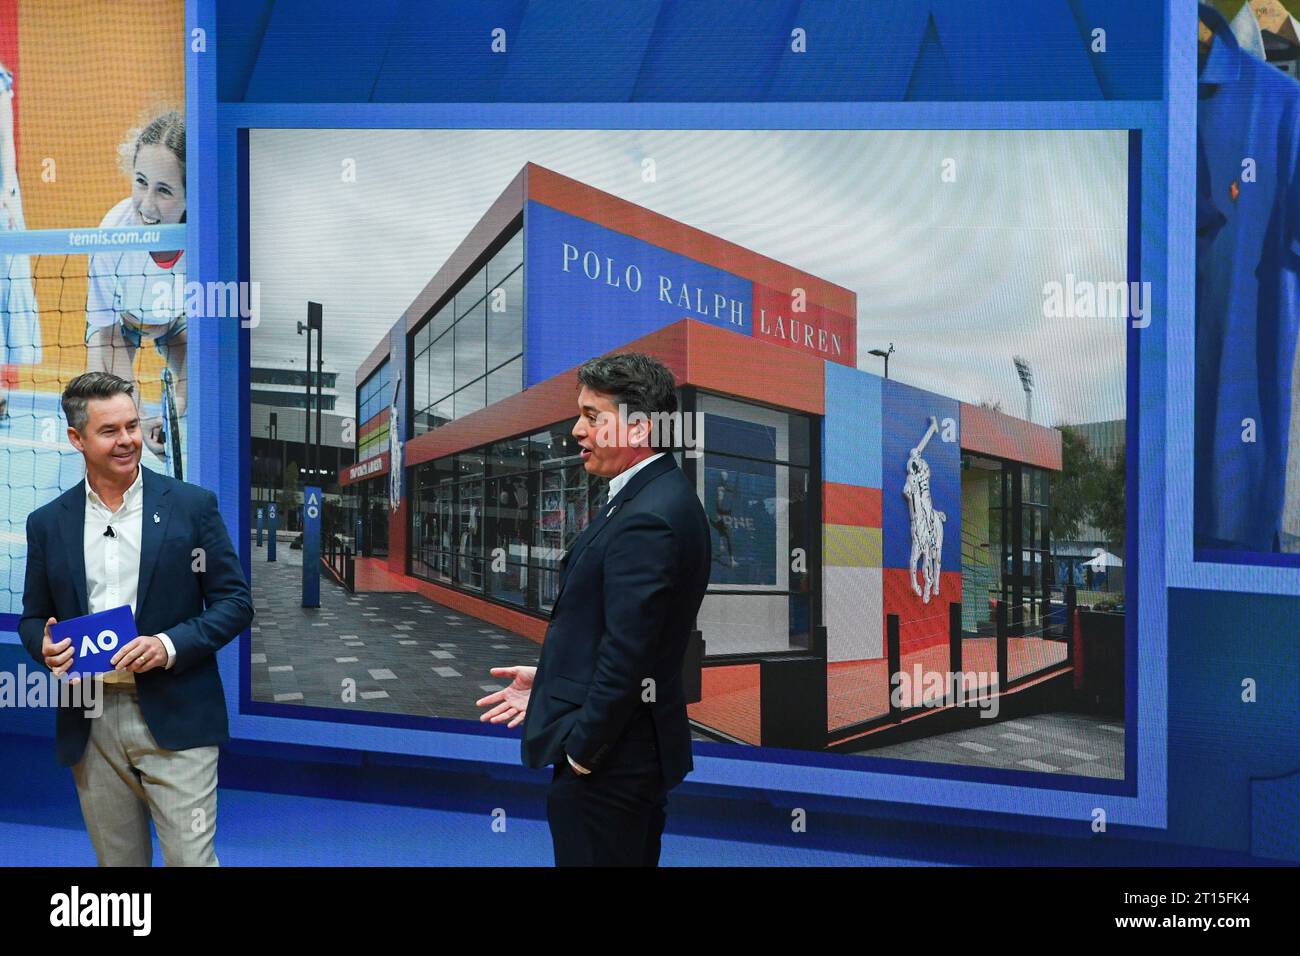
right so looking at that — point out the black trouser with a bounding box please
[546,711,668,867]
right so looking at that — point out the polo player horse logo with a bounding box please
[388,374,402,514]
[904,416,946,604]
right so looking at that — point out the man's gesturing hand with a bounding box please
[40,617,74,677]
[111,635,168,674]
[476,665,536,728]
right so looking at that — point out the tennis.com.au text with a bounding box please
[50,887,151,936]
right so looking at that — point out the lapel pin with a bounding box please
[606,504,618,518]
[153,513,160,524]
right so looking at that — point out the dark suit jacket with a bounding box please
[19,467,254,766]
[521,453,711,790]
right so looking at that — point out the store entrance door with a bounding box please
[995,462,1050,637]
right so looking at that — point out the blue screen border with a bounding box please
[215,101,1167,830]
[0,0,1173,829]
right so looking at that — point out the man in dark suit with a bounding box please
[478,352,711,866]
[19,371,253,866]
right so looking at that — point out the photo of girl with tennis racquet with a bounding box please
[84,109,187,466]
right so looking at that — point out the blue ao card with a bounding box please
[48,605,139,676]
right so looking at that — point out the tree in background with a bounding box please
[1086,443,1125,552]
[278,459,301,532]
[1051,425,1126,553]
[1051,426,1094,543]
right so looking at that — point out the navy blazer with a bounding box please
[19,467,254,766]
[521,453,711,789]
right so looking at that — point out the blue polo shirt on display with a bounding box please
[1195,5,1300,553]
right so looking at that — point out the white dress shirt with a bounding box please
[566,451,667,775]
[83,466,175,682]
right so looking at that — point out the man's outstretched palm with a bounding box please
[476,665,536,728]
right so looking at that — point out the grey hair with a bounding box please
[61,372,135,432]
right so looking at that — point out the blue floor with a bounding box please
[0,733,929,866]
[0,800,935,867]
[0,730,1277,867]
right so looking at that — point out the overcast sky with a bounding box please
[249,128,1127,426]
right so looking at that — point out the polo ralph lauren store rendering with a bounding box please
[332,163,1079,756]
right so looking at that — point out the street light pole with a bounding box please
[297,319,312,477]
[269,411,279,501]
[309,302,323,484]
[868,343,895,379]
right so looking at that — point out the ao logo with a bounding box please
[306,490,320,521]
[80,629,120,657]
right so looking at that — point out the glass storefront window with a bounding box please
[356,359,392,449]
[358,418,389,461]
[702,451,782,587]
[455,270,487,318]
[433,475,456,583]
[430,303,453,342]
[530,421,582,468]
[487,230,523,288]
[488,435,529,475]
[408,229,525,436]
[430,333,453,406]
[486,357,522,406]
[430,394,453,430]
[534,463,592,612]
[694,392,814,657]
[454,302,487,388]
[486,268,523,370]
[412,407,780,625]
[345,474,389,559]
[454,379,486,419]
[412,343,429,420]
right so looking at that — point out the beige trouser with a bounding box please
[70,683,219,867]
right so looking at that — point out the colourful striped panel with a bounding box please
[823,524,883,568]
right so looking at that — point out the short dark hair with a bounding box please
[62,372,135,432]
[576,352,678,449]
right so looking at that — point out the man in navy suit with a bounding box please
[19,372,253,866]
[478,353,711,866]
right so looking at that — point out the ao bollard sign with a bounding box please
[303,486,321,608]
[48,605,139,676]
[256,506,264,547]
[267,502,277,562]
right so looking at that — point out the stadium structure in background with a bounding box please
[338,164,1067,750]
